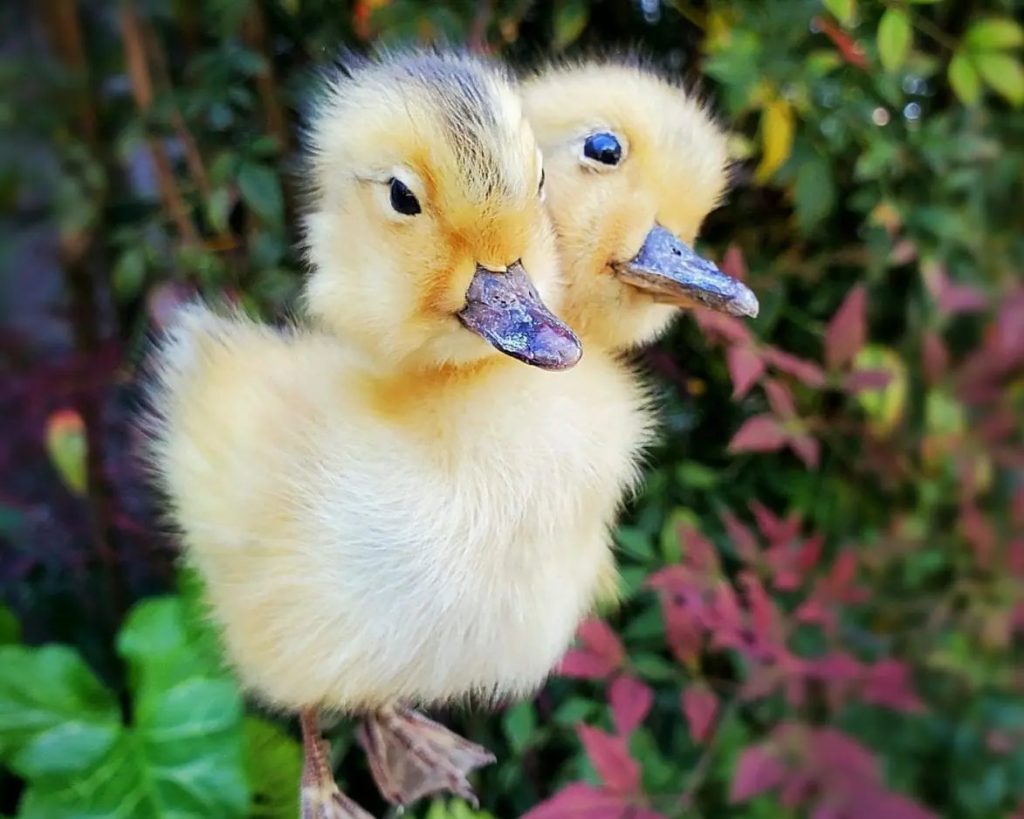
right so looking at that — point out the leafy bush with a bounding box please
[1,0,1022,817]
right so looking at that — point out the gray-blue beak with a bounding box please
[613,225,759,318]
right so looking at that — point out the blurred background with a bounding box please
[1,0,1022,817]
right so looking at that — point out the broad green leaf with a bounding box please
[965,18,1024,52]
[238,162,285,225]
[823,0,854,26]
[44,410,87,496]
[425,800,496,819]
[755,99,794,182]
[949,53,982,105]
[975,53,1024,106]
[245,717,301,819]
[878,9,912,72]
[0,605,18,645]
[552,0,588,51]
[112,247,146,301]
[502,702,537,754]
[0,645,120,777]
[794,154,837,233]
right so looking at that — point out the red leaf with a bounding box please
[577,725,640,797]
[934,272,988,315]
[763,377,797,418]
[729,414,786,454]
[728,345,766,398]
[693,310,753,345]
[843,368,892,393]
[826,286,867,370]
[763,347,827,387]
[921,331,948,384]
[808,727,880,785]
[558,650,620,680]
[862,659,924,714]
[731,745,786,802]
[609,675,654,736]
[815,15,869,69]
[722,511,760,564]
[557,619,625,679]
[720,243,748,281]
[521,783,628,819]
[682,684,719,743]
[788,432,821,469]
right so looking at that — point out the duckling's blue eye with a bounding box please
[583,133,622,166]
[389,178,421,216]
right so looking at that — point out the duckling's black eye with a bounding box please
[583,132,622,166]
[389,178,421,216]
[539,168,545,194]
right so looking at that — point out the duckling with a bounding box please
[145,49,619,818]
[522,59,758,353]
[519,60,759,602]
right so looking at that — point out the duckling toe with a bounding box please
[300,709,375,819]
[359,706,495,807]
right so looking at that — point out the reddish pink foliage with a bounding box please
[762,347,827,387]
[788,433,821,469]
[694,309,753,345]
[520,783,634,819]
[731,746,787,801]
[682,684,719,743]
[921,331,949,384]
[862,659,924,713]
[826,286,867,370]
[722,511,760,564]
[815,15,869,68]
[729,414,786,454]
[609,675,654,736]
[720,243,748,281]
[843,368,892,393]
[577,725,640,797]
[558,618,625,680]
[763,377,798,418]
[929,268,988,315]
[727,345,766,398]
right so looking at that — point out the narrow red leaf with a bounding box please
[693,310,753,345]
[577,725,641,797]
[729,414,786,454]
[557,650,620,680]
[843,368,892,393]
[763,377,797,418]
[788,432,821,469]
[815,15,869,69]
[921,331,948,384]
[557,618,625,679]
[722,511,760,564]
[609,675,654,736]
[727,345,766,398]
[682,684,719,743]
[520,783,628,819]
[720,242,748,281]
[763,347,827,387]
[731,745,786,802]
[826,285,867,370]
[862,659,924,713]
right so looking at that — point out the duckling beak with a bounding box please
[612,225,760,318]
[458,262,583,370]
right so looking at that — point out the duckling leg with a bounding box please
[358,705,495,807]
[300,708,374,819]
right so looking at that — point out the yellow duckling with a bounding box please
[519,60,759,604]
[523,59,758,351]
[144,50,653,817]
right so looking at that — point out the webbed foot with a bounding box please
[301,709,375,819]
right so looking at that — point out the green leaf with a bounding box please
[245,718,302,819]
[112,248,146,301]
[552,0,588,51]
[238,162,284,225]
[794,154,837,233]
[0,605,19,645]
[0,645,120,778]
[44,410,87,496]
[878,9,912,72]
[965,18,1024,52]
[823,0,854,26]
[975,53,1024,106]
[949,53,982,105]
[502,702,536,754]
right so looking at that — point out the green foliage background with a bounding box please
[0,0,1022,817]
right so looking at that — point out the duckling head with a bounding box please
[302,50,580,373]
[522,61,758,352]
